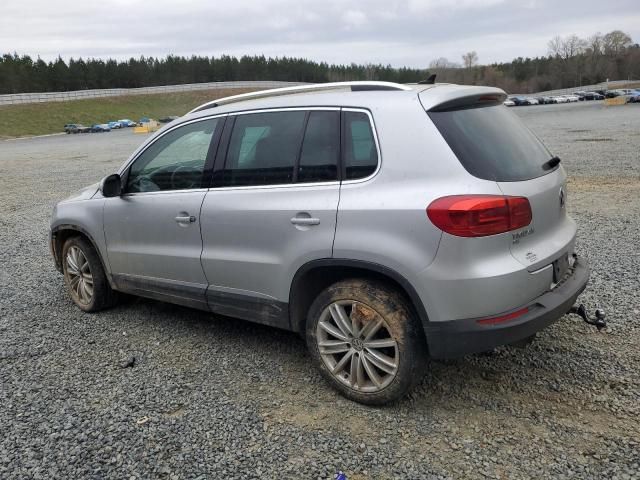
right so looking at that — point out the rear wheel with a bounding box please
[306,279,427,405]
[62,236,117,312]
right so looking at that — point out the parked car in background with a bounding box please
[64,124,91,134]
[503,98,515,106]
[542,96,556,104]
[509,96,529,106]
[118,119,137,127]
[158,115,180,124]
[107,121,122,130]
[553,96,568,103]
[605,90,623,98]
[620,89,640,101]
[564,94,580,102]
[50,81,592,405]
[524,98,539,105]
[627,91,640,103]
[579,92,603,101]
[90,124,111,133]
[139,117,152,124]
[573,91,586,100]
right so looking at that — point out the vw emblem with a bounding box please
[559,187,565,208]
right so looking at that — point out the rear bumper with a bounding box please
[424,256,590,359]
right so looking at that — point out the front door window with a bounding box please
[126,118,219,193]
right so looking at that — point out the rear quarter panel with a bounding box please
[333,97,504,322]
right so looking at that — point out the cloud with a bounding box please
[342,10,369,29]
[407,0,505,14]
[0,0,638,66]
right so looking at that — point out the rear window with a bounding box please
[429,105,552,182]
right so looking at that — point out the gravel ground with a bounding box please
[1,102,639,479]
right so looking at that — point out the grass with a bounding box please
[3,81,637,140]
[0,88,256,139]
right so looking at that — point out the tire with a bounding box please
[306,279,427,405]
[62,236,117,312]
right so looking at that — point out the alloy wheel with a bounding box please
[65,246,94,305]
[316,300,399,393]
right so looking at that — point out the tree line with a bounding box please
[432,30,638,93]
[0,30,636,95]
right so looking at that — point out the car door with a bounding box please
[103,116,224,310]
[200,109,341,328]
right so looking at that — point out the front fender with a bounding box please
[50,198,110,280]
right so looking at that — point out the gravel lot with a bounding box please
[1,102,639,479]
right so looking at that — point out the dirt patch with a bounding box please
[567,176,640,214]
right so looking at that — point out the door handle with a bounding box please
[175,215,196,223]
[290,217,320,226]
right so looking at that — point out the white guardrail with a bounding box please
[2,79,636,105]
[0,81,306,106]
[513,79,638,97]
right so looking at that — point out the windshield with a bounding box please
[429,105,553,182]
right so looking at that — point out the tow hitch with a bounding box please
[568,304,607,331]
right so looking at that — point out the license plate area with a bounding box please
[553,253,570,283]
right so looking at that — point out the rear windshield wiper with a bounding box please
[542,156,561,171]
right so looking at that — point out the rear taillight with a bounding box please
[427,195,532,237]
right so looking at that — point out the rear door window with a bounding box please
[221,110,341,187]
[298,111,339,183]
[222,111,306,187]
[429,105,552,182]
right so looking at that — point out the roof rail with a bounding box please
[188,81,412,114]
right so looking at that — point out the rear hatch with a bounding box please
[422,89,576,273]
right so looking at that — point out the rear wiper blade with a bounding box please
[543,156,561,171]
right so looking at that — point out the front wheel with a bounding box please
[62,236,117,312]
[306,279,427,405]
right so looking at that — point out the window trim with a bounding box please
[118,115,226,197]
[292,111,311,184]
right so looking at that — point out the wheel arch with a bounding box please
[289,259,429,337]
[51,224,113,287]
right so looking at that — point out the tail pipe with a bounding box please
[568,304,607,331]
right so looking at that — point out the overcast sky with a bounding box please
[2,0,639,67]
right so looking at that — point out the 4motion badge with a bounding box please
[512,227,535,244]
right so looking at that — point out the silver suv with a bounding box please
[50,81,589,405]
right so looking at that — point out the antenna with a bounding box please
[418,74,437,85]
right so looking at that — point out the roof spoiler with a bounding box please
[424,88,507,112]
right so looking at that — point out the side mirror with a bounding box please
[100,173,122,197]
